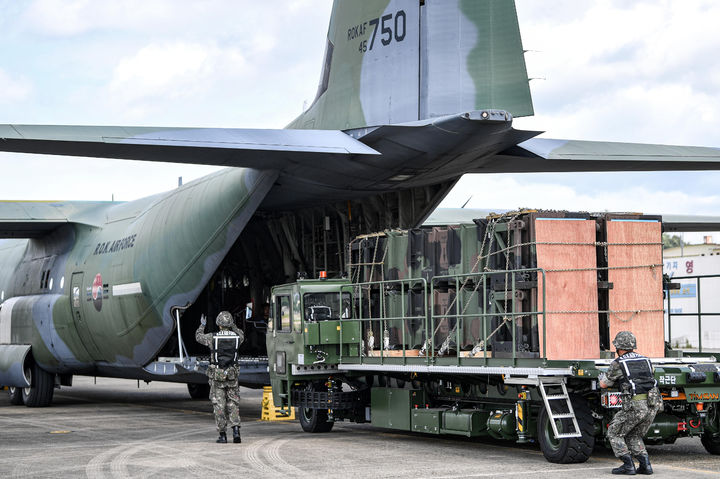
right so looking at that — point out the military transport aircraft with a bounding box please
[1,0,720,407]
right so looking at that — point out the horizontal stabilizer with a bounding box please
[482,138,720,172]
[263,111,541,208]
[0,125,378,167]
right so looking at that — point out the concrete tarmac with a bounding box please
[1,377,719,478]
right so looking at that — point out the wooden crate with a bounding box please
[535,218,600,359]
[606,220,665,357]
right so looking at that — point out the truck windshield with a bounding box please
[303,292,351,321]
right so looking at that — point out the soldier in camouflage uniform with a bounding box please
[196,311,245,443]
[599,331,662,475]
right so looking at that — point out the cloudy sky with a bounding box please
[0,0,718,241]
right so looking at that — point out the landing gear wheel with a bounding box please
[537,394,594,463]
[187,382,210,399]
[701,433,720,454]
[22,363,54,407]
[298,407,334,433]
[8,386,23,405]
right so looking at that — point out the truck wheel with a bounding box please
[537,394,595,463]
[701,433,720,454]
[8,386,24,405]
[298,407,334,433]
[22,363,54,407]
[187,383,210,399]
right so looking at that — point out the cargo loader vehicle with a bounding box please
[267,210,720,463]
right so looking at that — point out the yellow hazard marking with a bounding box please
[305,328,308,333]
[261,386,296,422]
[578,369,584,376]
[336,325,341,331]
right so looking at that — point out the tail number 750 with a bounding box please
[358,11,407,53]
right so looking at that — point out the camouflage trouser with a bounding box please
[607,398,659,458]
[209,378,241,432]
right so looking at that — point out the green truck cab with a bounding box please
[267,279,361,412]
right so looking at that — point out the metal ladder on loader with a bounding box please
[538,377,581,439]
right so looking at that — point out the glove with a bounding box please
[200,314,207,326]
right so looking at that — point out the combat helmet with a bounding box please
[612,330,637,350]
[216,311,234,328]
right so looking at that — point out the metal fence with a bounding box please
[338,268,548,365]
[666,274,720,353]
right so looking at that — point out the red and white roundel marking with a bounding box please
[92,274,102,300]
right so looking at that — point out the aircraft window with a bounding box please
[40,269,51,289]
[276,295,291,332]
[1,290,4,301]
[48,277,54,290]
[303,292,351,322]
[72,287,80,308]
[60,276,65,290]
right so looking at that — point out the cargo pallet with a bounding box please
[267,211,720,463]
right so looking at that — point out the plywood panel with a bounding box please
[607,220,664,358]
[536,219,600,360]
[368,349,421,357]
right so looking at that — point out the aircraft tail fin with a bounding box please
[289,0,533,130]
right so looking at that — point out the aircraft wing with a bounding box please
[0,201,110,238]
[427,208,720,233]
[661,214,720,233]
[479,138,720,172]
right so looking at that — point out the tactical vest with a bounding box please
[211,330,240,369]
[616,352,657,396]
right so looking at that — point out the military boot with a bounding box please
[612,455,637,475]
[216,431,227,443]
[636,455,652,475]
[232,426,241,444]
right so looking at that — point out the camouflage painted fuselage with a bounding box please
[0,168,275,379]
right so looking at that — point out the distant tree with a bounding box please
[662,233,686,249]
